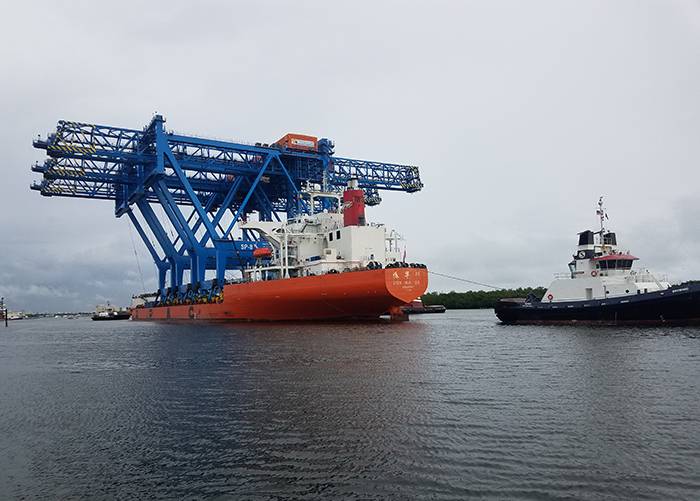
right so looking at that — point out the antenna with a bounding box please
[596,196,606,235]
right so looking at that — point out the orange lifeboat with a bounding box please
[253,247,272,259]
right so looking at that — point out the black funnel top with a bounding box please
[578,230,594,246]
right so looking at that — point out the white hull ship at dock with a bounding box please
[496,198,700,325]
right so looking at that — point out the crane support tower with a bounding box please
[30,115,423,304]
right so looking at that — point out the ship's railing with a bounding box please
[631,272,668,283]
[552,270,669,284]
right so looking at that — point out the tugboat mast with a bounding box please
[597,196,607,236]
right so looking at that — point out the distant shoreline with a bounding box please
[422,288,546,310]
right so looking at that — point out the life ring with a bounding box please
[547,294,554,301]
[591,270,598,277]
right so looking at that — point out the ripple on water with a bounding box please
[0,312,698,500]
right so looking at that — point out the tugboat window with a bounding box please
[607,260,617,270]
[599,261,608,270]
[329,233,333,242]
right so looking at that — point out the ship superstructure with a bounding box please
[543,197,670,303]
[241,180,407,281]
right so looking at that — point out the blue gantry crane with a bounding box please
[31,115,422,303]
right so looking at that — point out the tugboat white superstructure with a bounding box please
[496,198,700,325]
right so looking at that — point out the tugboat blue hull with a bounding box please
[495,284,700,325]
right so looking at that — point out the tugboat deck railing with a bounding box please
[630,272,668,284]
[552,271,668,283]
[553,272,573,279]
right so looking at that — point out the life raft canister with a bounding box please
[547,293,554,301]
[591,270,598,277]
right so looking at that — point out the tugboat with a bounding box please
[496,198,700,325]
[92,303,131,321]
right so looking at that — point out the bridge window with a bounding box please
[328,232,333,242]
[336,230,341,239]
[598,259,633,270]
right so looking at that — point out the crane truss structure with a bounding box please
[30,115,423,302]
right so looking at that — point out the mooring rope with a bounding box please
[428,271,502,290]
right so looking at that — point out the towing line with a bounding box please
[428,271,502,290]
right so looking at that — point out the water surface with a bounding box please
[0,311,698,499]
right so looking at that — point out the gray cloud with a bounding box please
[1,0,699,311]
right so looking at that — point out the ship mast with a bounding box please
[596,196,606,236]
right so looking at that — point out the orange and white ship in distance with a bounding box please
[132,181,428,322]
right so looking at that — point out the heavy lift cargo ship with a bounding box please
[132,181,428,321]
[30,116,427,321]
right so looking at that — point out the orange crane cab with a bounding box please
[274,133,318,152]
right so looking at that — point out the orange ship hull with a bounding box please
[131,267,428,321]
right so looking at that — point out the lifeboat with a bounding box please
[252,247,272,259]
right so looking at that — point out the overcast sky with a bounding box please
[1,0,699,311]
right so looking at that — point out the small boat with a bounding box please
[92,304,131,321]
[92,311,131,321]
[496,198,700,325]
[402,299,446,314]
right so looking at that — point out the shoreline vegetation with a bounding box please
[422,288,547,310]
